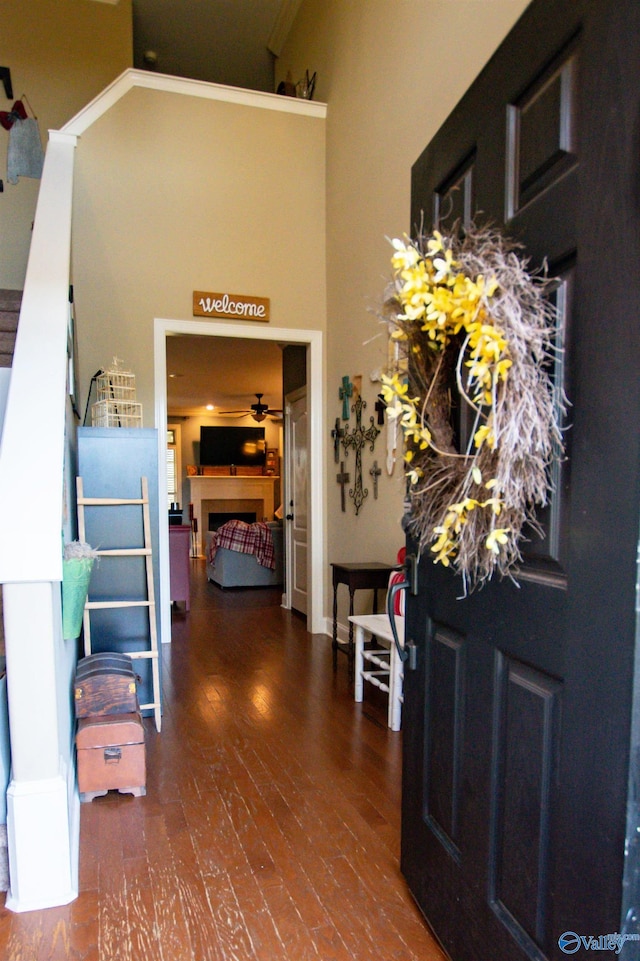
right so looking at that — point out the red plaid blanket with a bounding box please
[208,520,275,570]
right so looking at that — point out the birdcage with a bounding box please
[91,358,143,427]
[91,400,143,427]
[95,358,137,403]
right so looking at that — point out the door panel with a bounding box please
[401,2,640,959]
[286,389,308,615]
[506,35,578,219]
[427,627,465,853]
[491,656,561,946]
[522,261,573,575]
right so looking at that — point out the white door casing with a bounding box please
[154,319,324,640]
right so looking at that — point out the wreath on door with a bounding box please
[380,224,564,593]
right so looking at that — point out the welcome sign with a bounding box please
[193,291,270,322]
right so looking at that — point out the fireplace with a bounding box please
[209,511,257,531]
[187,475,279,555]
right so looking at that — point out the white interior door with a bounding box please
[285,387,308,615]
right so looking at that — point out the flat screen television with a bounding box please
[199,426,266,467]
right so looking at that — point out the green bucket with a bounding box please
[62,556,94,640]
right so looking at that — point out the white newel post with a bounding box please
[0,129,79,910]
[2,582,77,911]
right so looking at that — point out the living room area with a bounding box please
[166,334,307,603]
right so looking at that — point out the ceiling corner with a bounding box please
[267,0,304,57]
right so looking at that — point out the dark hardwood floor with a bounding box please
[0,562,445,960]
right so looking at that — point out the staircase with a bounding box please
[0,290,21,368]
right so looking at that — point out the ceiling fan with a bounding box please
[219,393,283,422]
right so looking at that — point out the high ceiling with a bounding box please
[133,2,304,416]
[132,0,301,93]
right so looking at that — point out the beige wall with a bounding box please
[0,0,132,289]
[71,86,326,424]
[277,0,530,613]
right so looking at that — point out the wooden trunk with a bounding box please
[74,653,139,718]
[75,652,136,677]
[76,712,146,802]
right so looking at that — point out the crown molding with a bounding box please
[61,68,325,137]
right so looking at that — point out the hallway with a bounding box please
[0,564,444,960]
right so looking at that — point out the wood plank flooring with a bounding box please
[0,562,446,960]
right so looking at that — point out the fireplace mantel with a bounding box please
[187,475,279,555]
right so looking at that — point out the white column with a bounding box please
[3,582,77,912]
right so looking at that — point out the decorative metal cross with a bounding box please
[339,375,353,421]
[336,461,350,512]
[375,394,386,426]
[331,417,344,463]
[369,460,381,499]
[342,395,380,515]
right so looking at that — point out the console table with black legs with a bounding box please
[331,562,395,677]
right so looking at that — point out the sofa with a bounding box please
[205,521,284,588]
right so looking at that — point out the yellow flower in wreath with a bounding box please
[486,528,511,555]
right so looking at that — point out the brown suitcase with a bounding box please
[74,659,139,718]
[76,712,146,801]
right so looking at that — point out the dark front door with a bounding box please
[401,2,640,959]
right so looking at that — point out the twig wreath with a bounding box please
[380,223,564,593]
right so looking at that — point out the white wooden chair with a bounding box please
[349,612,405,731]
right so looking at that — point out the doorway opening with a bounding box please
[165,332,285,556]
[153,318,324,645]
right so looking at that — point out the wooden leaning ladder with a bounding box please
[76,475,162,732]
